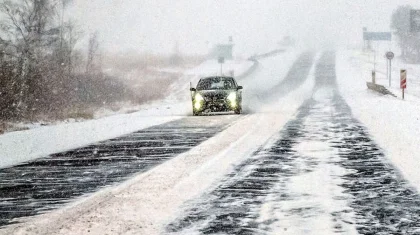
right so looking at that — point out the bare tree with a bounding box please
[391,5,420,63]
[58,0,73,65]
[0,0,59,117]
[0,0,137,123]
[86,31,100,74]
[0,0,85,120]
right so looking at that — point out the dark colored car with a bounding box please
[189,76,243,115]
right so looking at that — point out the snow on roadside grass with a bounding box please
[0,112,181,169]
[355,49,420,99]
[336,49,420,192]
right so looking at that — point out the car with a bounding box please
[189,76,243,115]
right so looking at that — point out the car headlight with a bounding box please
[227,92,237,102]
[227,92,237,107]
[194,101,202,110]
[195,93,204,102]
[194,93,204,110]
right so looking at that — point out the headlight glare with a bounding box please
[194,101,202,110]
[195,93,204,102]
[227,92,237,102]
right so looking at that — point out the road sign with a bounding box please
[411,10,420,32]
[401,69,407,100]
[386,51,394,60]
[401,69,407,89]
[363,32,392,41]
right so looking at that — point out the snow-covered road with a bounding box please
[3,50,420,235]
[168,52,420,234]
[0,115,239,228]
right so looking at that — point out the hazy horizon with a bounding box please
[68,0,420,56]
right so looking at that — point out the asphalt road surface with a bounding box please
[167,52,420,234]
[0,116,238,227]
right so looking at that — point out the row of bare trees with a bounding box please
[0,0,131,121]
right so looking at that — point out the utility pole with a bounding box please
[218,57,225,76]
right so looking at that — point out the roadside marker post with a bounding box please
[401,69,407,100]
[372,70,376,84]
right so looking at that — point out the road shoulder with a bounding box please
[336,49,420,192]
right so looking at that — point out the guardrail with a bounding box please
[248,49,285,60]
[236,59,260,80]
[236,48,288,80]
[366,82,397,97]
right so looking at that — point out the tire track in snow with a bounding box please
[243,51,316,113]
[260,51,316,101]
[333,99,420,234]
[166,52,319,235]
[166,52,420,234]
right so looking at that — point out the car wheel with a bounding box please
[234,106,242,114]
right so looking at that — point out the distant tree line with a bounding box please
[0,0,135,121]
[391,5,420,63]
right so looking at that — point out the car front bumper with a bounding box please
[193,100,238,113]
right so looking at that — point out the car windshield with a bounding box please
[196,77,236,90]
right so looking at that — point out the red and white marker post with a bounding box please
[400,69,407,100]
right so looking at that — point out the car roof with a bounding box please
[200,76,236,80]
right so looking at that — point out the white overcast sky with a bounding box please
[69,0,420,56]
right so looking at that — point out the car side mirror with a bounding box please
[237,86,243,90]
[190,88,196,92]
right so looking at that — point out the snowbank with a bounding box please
[336,49,420,191]
[0,112,180,169]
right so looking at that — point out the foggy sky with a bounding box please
[69,0,420,56]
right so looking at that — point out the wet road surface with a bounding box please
[0,115,238,228]
[167,52,420,234]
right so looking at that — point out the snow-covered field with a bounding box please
[336,49,420,192]
[356,47,420,99]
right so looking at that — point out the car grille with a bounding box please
[204,94,226,102]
